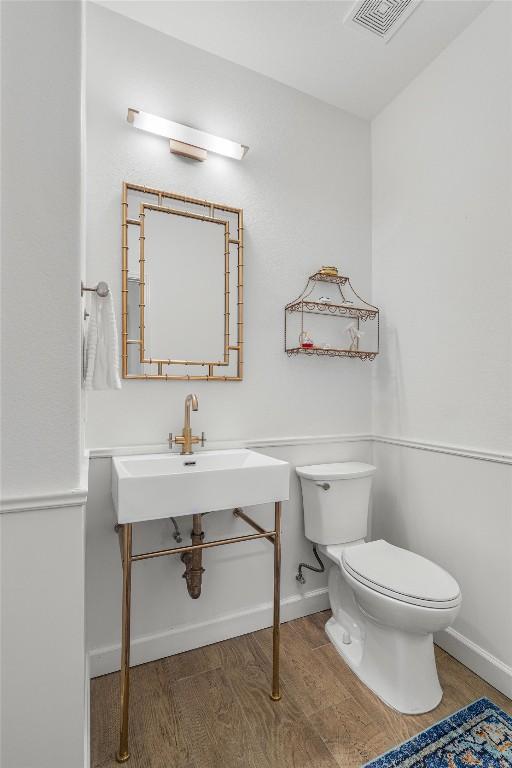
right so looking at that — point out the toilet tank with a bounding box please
[296,462,376,545]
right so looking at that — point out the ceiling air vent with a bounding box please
[344,0,421,43]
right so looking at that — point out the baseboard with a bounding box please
[436,627,512,699]
[89,586,330,678]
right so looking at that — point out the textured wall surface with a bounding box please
[0,3,86,766]
[371,1,512,676]
[372,1,512,452]
[1,505,86,768]
[1,0,82,496]
[85,0,511,697]
[84,3,374,674]
[85,2,372,449]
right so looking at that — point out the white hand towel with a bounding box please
[84,292,122,390]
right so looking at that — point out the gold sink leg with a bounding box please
[117,523,133,763]
[270,501,282,701]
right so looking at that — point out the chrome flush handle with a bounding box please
[315,482,330,490]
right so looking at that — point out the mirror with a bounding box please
[143,206,227,363]
[122,183,244,380]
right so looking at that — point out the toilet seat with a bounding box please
[341,540,461,609]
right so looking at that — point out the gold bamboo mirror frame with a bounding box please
[121,182,244,380]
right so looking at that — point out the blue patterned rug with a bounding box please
[364,698,512,768]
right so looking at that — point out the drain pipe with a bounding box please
[181,514,205,598]
[296,544,325,585]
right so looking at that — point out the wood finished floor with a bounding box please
[91,611,512,768]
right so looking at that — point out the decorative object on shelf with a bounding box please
[319,265,339,277]
[346,322,364,352]
[299,330,314,348]
[285,268,379,360]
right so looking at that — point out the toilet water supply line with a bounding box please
[296,544,325,584]
[169,517,182,543]
[170,511,211,544]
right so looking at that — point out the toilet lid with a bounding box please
[342,540,461,608]
[295,462,376,480]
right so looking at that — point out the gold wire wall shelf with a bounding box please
[285,267,379,360]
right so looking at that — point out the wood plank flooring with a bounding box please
[91,611,512,768]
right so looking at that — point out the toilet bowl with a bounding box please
[296,462,462,714]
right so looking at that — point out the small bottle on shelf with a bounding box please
[299,330,314,349]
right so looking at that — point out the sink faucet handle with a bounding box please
[201,431,206,447]
[168,432,174,448]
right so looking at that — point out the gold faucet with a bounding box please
[169,394,206,455]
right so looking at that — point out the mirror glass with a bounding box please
[143,208,226,363]
[122,184,243,380]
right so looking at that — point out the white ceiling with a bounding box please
[95,0,489,119]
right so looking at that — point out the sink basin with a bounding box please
[112,449,290,524]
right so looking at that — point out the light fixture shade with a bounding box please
[127,108,248,160]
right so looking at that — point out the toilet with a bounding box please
[296,462,461,714]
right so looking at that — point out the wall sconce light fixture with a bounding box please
[127,108,249,162]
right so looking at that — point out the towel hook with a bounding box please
[81,280,109,298]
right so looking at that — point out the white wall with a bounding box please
[371,1,512,695]
[1,504,87,767]
[0,2,87,766]
[85,2,373,673]
[85,2,372,448]
[1,2,82,498]
[85,0,511,702]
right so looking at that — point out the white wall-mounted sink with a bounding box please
[112,449,290,524]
